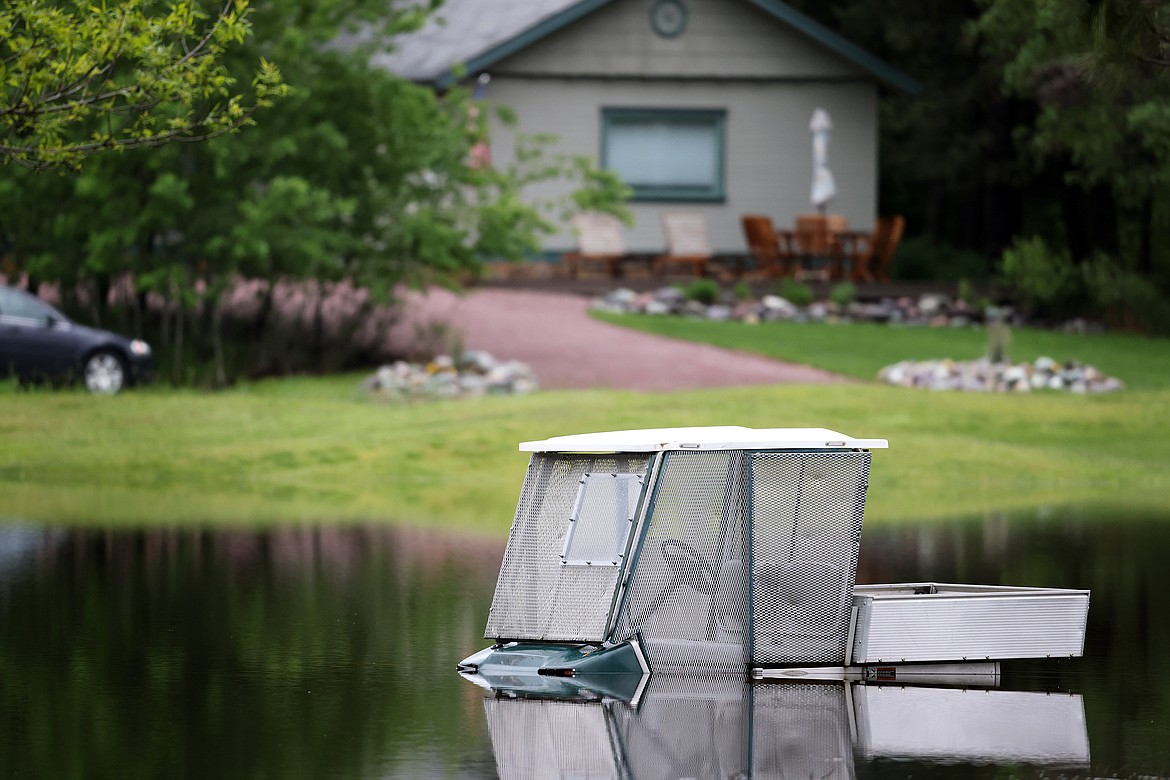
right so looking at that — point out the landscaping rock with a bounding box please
[706,305,732,321]
[590,286,1005,328]
[364,350,538,401]
[877,356,1123,393]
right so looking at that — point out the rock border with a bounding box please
[362,350,538,401]
[878,357,1123,393]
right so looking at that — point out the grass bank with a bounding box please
[3,376,1168,533]
[591,312,1170,389]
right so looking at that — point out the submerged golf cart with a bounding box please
[458,427,1089,688]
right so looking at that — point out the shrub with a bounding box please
[1083,257,1170,334]
[999,237,1085,320]
[733,280,753,301]
[776,278,813,307]
[683,278,719,306]
[894,236,992,281]
[956,278,991,308]
[1000,238,1170,333]
[828,282,856,308]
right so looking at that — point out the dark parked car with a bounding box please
[0,284,154,394]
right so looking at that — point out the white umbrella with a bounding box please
[809,108,836,213]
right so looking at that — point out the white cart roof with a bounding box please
[519,426,888,453]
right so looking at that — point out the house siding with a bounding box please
[498,0,861,81]
[487,80,877,253]
[479,0,881,254]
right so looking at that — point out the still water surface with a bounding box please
[1,512,1167,779]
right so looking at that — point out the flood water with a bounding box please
[1,511,1167,779]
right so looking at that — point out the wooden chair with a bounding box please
[791,214,844,282]
[564,212,629,279]
[869,214,905,283]
[657,212,712,278]
[741,214,795,279]
[842,215,905,283]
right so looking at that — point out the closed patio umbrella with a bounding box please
[810,108,836,213]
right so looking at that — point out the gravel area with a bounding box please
[390,287,843,391]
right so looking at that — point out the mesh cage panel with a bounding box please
[751,683,854,779]
[612,451,750,675]
[485,453,650,642]
[750,452,870,665]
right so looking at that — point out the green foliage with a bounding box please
[0,0,628,385]
[683,279,719,306]
[970,0,1170,274]
[957,278,994,312]
[563,156,635,226]
[787,0,1170,281]
[0,0,287,168]
[1082,255,1170,333]
[828,282,856,308]
[1000,237,1084,318]
[893,237,992,281]
[1001,236,1170,331]
[776,278,813,307]
[733,280,753,302]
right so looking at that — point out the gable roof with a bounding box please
[374,0,919,94]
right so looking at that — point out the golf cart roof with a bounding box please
[519,426,888,453]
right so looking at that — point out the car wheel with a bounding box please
[83,350,127,395]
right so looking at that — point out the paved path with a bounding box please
[391,288,843,391]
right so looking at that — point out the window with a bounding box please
[0,287,52,321]
[562,473,644,566]
[601,108,726,202]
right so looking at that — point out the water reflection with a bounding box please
[0,512,1167,778]
[0,524,503,780]
[482,677,1088,779]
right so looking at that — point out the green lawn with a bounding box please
[591,312,1170,389]
[3,373,1168,533]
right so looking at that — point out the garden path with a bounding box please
[391,287,844,391]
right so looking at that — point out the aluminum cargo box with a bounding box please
[850,583,1090,664]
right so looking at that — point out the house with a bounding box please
[377,0,918,256]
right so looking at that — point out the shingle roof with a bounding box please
[372,0,585,83]
[376,0,919,94]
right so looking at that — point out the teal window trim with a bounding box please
[601,107,727,203]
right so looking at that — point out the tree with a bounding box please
[974,0,1170,272]
[0,0,285,169]
[787,0,1028,266]
[0,0,630,384]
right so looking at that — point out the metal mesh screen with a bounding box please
[751,683,854,779]
[750,452,870,665]
[612,451,750,675]
[485,453,650,642]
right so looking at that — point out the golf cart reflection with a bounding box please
[473,674,1089,778]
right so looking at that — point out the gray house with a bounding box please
[378,0,917,255]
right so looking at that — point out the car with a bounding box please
[0,284,154,394]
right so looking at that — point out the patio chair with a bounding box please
[868,214,905,283]
[565,212,631,279]
[741,214,795,279]
[791,214,844,282]
[657,212,712,278]
[840,214,905,283]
